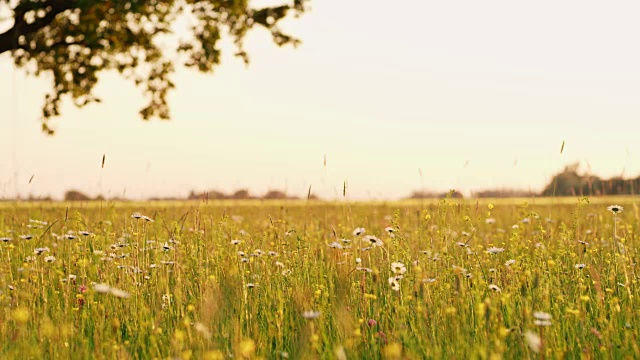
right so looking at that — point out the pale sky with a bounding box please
[1,0,640,200]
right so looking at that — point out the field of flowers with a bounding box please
[0,197,638,359]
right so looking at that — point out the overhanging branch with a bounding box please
[0,0,74,55]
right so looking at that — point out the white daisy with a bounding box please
[524,330,541,353]
[486,247,505,255]
[302,310,321,319]
[391,262,407,275]
[363,235,383,247]
[388,277,400,291]
[607,205,623,214]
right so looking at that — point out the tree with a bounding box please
[64,189,91,201]
[0,0,309,134]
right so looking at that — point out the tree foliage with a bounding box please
[0,0,309,134]
[541,162,640,196]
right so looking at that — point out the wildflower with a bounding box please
[231,215,244,223]
[162,242,173,251]
[79,231,93,236]
[231,239,242,245]
[0,237,11,242]
[328,242,343,249]
[160,261,175,265]
[355,257,362,264]
[388,277,400,291]
[341,238,352,244]
[281,269,292,276]
[64,234,78,240]
[240,258,249,263]
[422,278,436,283]
[534,319,552,326]
[363,235,383,247]
[524,330,541,353]
[486,247,505,255]
[534,311,551,320]
[489,284,501,292]
[574,263,586,269]
[132,212,153,222]
[237,251,246,257]
[456,242,469,247]
[110,287,131,298]
[356,267,373,273]
[485,218,496,224]
[194,322,212,338]
[34,247,50,255]
[93,283,111,293]
[253,249,264,256]
[268,251,279,257]
[275,261,284,268]
[533,311,552,326]
[511,224,520,229]
[302,310,321,319]
[352,227,365,236]
[44,255,56,263]
[607,205,623,214]
[385,227,396,237]
[522,218,531,224]
[578,240,588,246]
[246,283,257,289]
[19,234,33,240]
[391,262,407,275]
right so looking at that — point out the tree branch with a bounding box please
[0,0,74,55]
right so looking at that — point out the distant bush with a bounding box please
[64,190,92,201]
[471,189,537,198]
[408,190,463,199]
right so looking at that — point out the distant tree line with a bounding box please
[406,162,640,199]
[4,163,640,201]
[540,163,640,196]
[55,189,317,202]
[407,190,465,199]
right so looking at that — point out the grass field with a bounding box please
[0,197,638,359]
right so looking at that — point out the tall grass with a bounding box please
[0,198,638,359]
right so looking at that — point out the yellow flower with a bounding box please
[238,339,256,358]
[382,343,402,359]
[13,308,29,323]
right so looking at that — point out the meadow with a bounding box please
[0,197,638,359]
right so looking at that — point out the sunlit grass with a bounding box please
[0,197,638,359]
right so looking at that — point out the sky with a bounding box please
[1,0,640,200]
